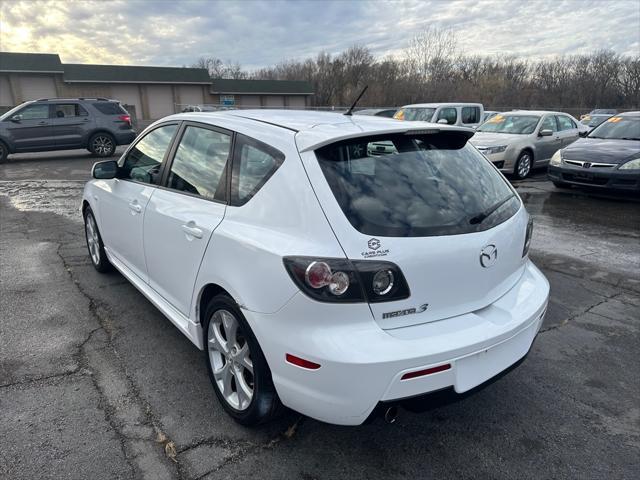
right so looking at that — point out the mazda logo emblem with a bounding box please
[480,244,498,268]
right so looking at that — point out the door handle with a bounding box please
[128,201,142,214]
[38,121,48,125]
[182,223,203,239]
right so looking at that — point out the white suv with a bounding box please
[82,110,549,426]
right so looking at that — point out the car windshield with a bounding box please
[395,108,436,121]
[477,114,540,134]
[588,116,640,140]
[315,133,520,237]
[0,103,30,120]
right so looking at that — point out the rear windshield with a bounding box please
[588,116,640,140]
[92,102,128,115]
[477,115,540,134]
[315,133,520,237]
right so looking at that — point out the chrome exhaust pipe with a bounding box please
[384,406,398,424]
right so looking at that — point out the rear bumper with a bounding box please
[548,165,640,191]
[245,260,549,425]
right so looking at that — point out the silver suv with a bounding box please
[0,97,137,163]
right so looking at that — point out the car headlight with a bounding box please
[619,158,640,170]
[550,149,562,166]
[483,145,508,155]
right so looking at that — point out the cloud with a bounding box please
[1,0,638,70]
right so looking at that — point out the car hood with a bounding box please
[563,138,640,164]
[470,132,526,146]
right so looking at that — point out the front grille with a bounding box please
[563,159,616,168]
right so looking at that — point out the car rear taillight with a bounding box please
[283,256,410,303]
[118,114,131,126]
[523,216,533,257]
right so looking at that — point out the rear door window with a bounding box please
[120,124,178,184]
[436,107,457,124]
[53,104,88,118]
[166,125,231,201]
[315,133,519,237]
[461,106,481,124]
[556,115,576,131]
[230,134,284,205]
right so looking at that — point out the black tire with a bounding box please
[88,132,116,157]
[514,150,533,180]
[0,141,8,163]
[552,181,571,189]
[204,294,283,426]
[83,206,112,273]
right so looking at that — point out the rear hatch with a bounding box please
[91,101,134,131]
[309,129,529,329]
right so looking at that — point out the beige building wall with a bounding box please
[110,84,142,119]
[0,74,12,106]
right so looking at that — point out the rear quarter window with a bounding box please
[461,106,481,124]
[230,134,284,206]
[92,102,127,115]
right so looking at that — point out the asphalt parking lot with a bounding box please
[1,150,639,480]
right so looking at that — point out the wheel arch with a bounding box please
[86,129,116,147]
[197,283,234,328]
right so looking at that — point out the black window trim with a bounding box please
[117,121,182,187]
[229,132,285,207]
[157,120,235,205]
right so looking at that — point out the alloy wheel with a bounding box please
[85,213,101,265]
[517,154,531,178]
[92,136,114,156]
[208,309,254,411]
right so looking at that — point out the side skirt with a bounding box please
[104,247,204,349]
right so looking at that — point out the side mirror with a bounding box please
[437,118,448,124]
[539,129,553,137]
[92,160,118,179]
[10,115,22,123]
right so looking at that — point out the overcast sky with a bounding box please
[1,0,638,70]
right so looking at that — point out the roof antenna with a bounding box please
[344,85,368,116]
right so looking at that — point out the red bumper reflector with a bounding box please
[286,353,321,370]
[401,363,451,380]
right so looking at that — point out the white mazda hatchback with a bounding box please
[82,110,549,426]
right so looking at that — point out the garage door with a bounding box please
[20,76,57,101]
[111,85,141,120]
[146,85,174,120]
[288,96,306,109]
[179,86,205,107]
[264,95,284,107]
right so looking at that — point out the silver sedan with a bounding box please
[471,111,582,179]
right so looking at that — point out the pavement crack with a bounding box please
[539,297,610,333]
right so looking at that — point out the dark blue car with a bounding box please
[548,111,640,191]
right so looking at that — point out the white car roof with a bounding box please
[161,109,474,152]
[401,103,484,109]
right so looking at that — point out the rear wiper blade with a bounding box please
[469,193,516,225]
